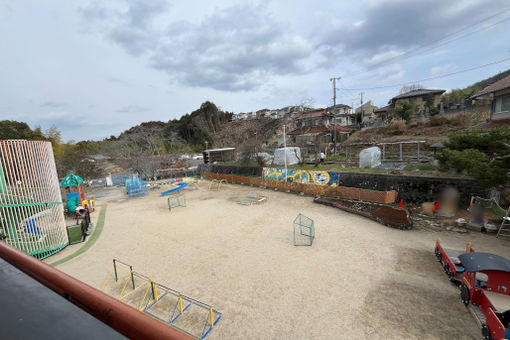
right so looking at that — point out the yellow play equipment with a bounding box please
[208,179,227,191]
[101,259,222,339]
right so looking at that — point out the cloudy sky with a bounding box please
[1,0,510,141]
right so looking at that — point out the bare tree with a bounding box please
[399,84,424,94]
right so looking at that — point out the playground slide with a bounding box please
[474,197,507,219]
[160,183,188,196]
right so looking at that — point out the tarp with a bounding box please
[359,147,381,169]
[458,252,510,273]
[60,174,84,187]
[273,147,301,165]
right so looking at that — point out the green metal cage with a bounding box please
[293,213,314,246]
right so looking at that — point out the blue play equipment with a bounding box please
[160,183,188,196]
[125,176,148,198]
[24,217,41,235]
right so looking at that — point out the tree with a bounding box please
[0,120,44,140]
[399,84,423,94]
[391,100,418,123]
[44,125,64,159]
[437,129,510,187]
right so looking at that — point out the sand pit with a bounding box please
[48,180,510,339]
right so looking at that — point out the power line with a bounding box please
[342,7,510,78]
[339,56,510,91]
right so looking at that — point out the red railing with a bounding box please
[0,241,193,340]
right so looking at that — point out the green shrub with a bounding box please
[437,144,509,187]
[437,149,488,172]
[445,128,510,152]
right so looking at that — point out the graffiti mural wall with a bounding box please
[262,168,339,186]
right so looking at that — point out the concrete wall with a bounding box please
[199,164,487,207]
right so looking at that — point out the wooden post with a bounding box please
[399,143,403,161]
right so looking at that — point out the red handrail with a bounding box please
[0,241,193,340]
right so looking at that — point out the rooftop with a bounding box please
[472,74,510,98]
[374,104,393,113]
[390,89,445,103]
[294,108,331,120]
[329,104,351,109]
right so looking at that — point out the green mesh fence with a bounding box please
[294,213,314,246]
[67,224,85,245]
[167,192,186,211]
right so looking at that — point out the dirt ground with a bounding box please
[48,181,510,339]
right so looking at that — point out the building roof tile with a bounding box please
[472,74,510,98]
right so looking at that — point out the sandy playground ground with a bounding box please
[48,180,510,339]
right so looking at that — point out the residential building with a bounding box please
[328,104,356,127]
[329,104,351,115]
[471,74,510,120]
[373,105,392,122]
[287,108,351,153]
[389,89,446,110]
[355,100,378,123]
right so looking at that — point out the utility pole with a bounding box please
[283,124,287,182]
[330,76,341,156]
[360,92,364,128]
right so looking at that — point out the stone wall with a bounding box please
[338,172,486,207]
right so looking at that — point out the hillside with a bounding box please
[213,118,284,149]
[472,68,510,90]
[345,108,490,147]
[441,68,510,106]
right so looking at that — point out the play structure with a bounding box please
[458,252,510,340]
[208,179,227,191]
[101,259,222,339]
[60,174,94,213]
[167,192,186,211]
[161,183,188,196]
[228,193,267,206]
[434,239,474,283]
[435,240,510,339]
[472,196,507,220]
[499,207,510,239]
[0,140,68,259]
[126,176,148,198]
[294,213,314,246]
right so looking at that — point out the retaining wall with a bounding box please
[203,172,398,204]
[337,172,487,207]
[199,164,487,207]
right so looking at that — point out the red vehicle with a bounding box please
[434,239,474,283]
[459,252,510,340]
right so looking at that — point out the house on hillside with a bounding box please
[471,74,510,120]
[328,104,356,127]
[389,89,445,111]
[329,104,351,115]
[355,100,378,124]
[287,108,351,154]
[256,109,270,118]
[372,88,446,124]
[231,113,248,121]
[373,105,392,123]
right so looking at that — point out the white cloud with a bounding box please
[431,64,457,75]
